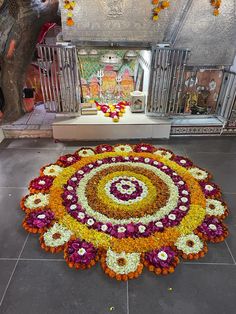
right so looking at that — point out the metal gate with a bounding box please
[37,44,81,113]
[147,47,190,115]
[217,71,236,123]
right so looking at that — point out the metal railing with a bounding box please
[37,44,81,113]
[147,47,190,115]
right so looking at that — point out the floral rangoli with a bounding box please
[21,143,229,280]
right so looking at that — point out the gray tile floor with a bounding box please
[0,137,235,314]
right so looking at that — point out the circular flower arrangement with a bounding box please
[21,143,229,281]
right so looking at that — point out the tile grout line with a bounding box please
[225,240,236,265]
[183,262,236,266]
[126,280,130,314]
[0,234,29,308]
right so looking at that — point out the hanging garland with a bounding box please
[210,0,222,16]
[152,0,170,21]
[151,0,222,21]
[63,0,76,26]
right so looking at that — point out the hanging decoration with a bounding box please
[210,0,222,16]
[63,1,76,26]
[20,144,229,281]
[151,0,222,21]
[152,0,170,21]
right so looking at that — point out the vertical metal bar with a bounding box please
[165,50,175,114]
[53,46,62,112]
[169,50,180,113]
[177,51,189,113]
[172,50,183,114]
[48,46,57,111]
[44,46,54,111]
[155,49,164,113]
[59,47,67,112]
[159,49,169,114]
[148,47,158,113]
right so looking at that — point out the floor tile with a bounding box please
[185,241,234,264]
[223,193,236,226]
[0,260,16,305]
[183,136,236,153]
[225,225,236,263]
[0,261,127,314]
[186,152,236,194]
[0,149,63,187]
[21,234,64,260]
[129,264,236,314]
[2,139,64,150]
[0,188,27,258]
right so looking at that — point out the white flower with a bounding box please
[77,148,95,157]
[112,158,116,162]
[106,249,141,275]
[162,166,168,170]
[205,185,214,192]
[138,225,146,233]
[118,226,126,233]
[70,204,77,210]
[155,221,163,228]
[182,190,189,195]
[88,164,94,168]
[24,193,49,209]
[114,145,133,153]
[188,167,208,180]
[179,205,187,211]
[180,159,187,164]
[141,147,147,151]
[101,224,108,232]
[134,157,139,161]
[37,214,46,219]
[157,251,168,261]
[38,180,46,185]
[175,234,204,255]
[209,224,217,231]
[181,197,188,203]
[67,186,73,191]
[154,150,172,159]
[87,218,95,226]
[66,195,73,200]
[178,181,185,185]
[43,165,63,177]
[206,199,226,216]
[168,214,176,221]
[97,160,103,164]
[71,177,77,182]
[78,212,85,219]
[43,223,72,248]
[78,248,86,256]
[102,148,107,152]
[78,170,84,175]
[67,157,74,162]
[153,161,159,165]
[144,158,150,163]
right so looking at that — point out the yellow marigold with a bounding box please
[153,15,159,21]
[161,1,170,9]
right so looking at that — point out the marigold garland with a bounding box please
[21,143,229,281]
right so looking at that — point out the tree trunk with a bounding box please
[0,0,60,122]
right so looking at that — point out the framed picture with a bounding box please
[135,64,144,91]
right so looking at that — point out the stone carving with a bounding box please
[103,0,124,18]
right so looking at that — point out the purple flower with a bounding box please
[198,217,224,239]
[26,210,54,229]
[30,176,54,191]
[145,246,177,268]
[66,239,97,264]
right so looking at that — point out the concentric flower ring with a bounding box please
[21,143,229,281]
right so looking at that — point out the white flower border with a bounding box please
[106,249,141,275]
[24,193,49,209]
[206,199,226,216]
[175,234,204,255]
[43,223,72,247]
